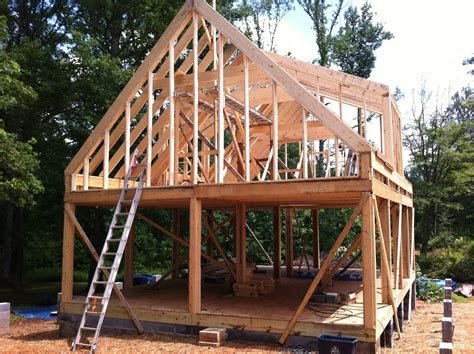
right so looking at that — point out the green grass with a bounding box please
[452,293,474,303]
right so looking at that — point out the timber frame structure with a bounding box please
[60,0,415,351]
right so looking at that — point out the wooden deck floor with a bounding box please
[61,270,414,342]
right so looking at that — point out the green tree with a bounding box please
[332,2,393,79]
[404,83,474,252]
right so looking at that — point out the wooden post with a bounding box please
[285,208,294,278]
[382,95,394,164]
[83,157,89,191]
[392,203,402,291]
[235,204,247,283]
[402,206,410,280]
[273,206,281,280]
[192,11,199,184]
[362,195,376,329]
[189,197,202,314]
[169,40,176,186]
[335,138,340,177]
[302,108,308,179]
[103,130,109,189]
[61,203,75,302]
[124,222,135,289]
[312,209,320,269]
[244,56,250,182]
[172,209,181,279]
[272,81,279,180]
[379,199,391,304]
[124,100,131,174]
[146,69,153,187]
[217,32,225,183]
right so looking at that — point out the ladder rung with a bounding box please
[107,238,121,242]
[93,280,108,285]
[88,295,103,300]
[81,326,97,331]
[103,252,117,256]
[76,342,92,347]
[111,225,125,229]
[98,266,112,270]
[85,311,100,316]
[116,212,129,216]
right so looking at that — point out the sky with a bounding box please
[273,0,474,118]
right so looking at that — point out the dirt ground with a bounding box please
[1,300,473,353]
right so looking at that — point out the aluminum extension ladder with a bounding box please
[71,151,146,353]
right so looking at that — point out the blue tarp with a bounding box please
[418,278,457,291]
[14,305,58,320]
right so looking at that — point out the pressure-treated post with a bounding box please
[272,81,279,180]
[168,39,175,185]
[124,222,135,289]
[189,197,202,314]
[273,206,281,280]
[172,209,181,279]
[61,203,75,302]
[285,208,294,278]
[235,204,247,283]
[361,195,377,329]
[312,209,320,269]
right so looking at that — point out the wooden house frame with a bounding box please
[60,0,415,351]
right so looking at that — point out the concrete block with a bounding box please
[0,303,11,335]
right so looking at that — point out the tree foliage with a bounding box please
[332,2,393,78]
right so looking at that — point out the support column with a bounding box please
[172,209,181,279]
[124,222,135,289]
[285,208,294,278]
[206,211,214,257]
[362,196,377,329]
[235,204,247,283]
[61,203,75,302]
[189,197,202,314]
[379,199,391,304]
[273,207,281,281]
[401,206,409,281]
[312,209,320,269]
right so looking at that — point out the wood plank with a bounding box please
[147,69,153,187]
[217,32,225,183]
[169,40,176,186]
[235,204,247,282]
[244,56,250,182]
[189,197,202,313]
[124,100,131,174]
[192,11,199,185]
[378,198,391,304]
[103,130,109,189]
[272,81,279,180]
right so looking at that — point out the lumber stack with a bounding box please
[233,277,274,297]
[199,327,228,347]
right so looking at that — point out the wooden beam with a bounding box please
[393,204,402,291]
[278,193,369,344]
[192,11,199,184]
[285,207,294,277]
[64,205,144,333]
[169,40,176,186]
[361,194,376,329]
[61,203,75,302]
[172,209,180,279]
[302,108,308,179]
[378,198,391,304]
[103,130,109,189]
[272,81,279,180]
[124,100,131,174]
[244,56,250,182]
[189,197,202,314]
[83,158,89,191]
[312,209,320,269]
[147,69,153,187]
[273,206,281,280]
[217,31,225,183]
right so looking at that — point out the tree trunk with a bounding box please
[12,207,25,290]
[2,204,14,284]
